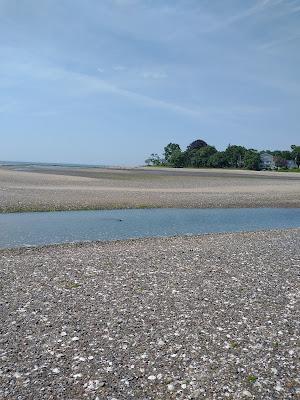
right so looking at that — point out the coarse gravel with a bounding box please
[0,229,299,399]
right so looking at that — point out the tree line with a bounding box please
[145,140,300,170]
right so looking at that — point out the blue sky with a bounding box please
[0,0,299,165]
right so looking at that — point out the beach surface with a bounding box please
[1,229,299,399]
[0,166,299,212]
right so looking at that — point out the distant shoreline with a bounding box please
[0,160,114,169]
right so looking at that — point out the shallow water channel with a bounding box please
[0,208,300,249]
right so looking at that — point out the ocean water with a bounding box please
[0,160,107,169]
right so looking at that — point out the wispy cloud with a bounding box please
[141,71,167,80]
[1,61,202,117]
[112,65,126,71]
[57,67,205,118]
[259,32,300,50]
[209,0,280,31]
[271,0,300,16]
[9,62,269,121]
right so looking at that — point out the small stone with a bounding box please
[192,389,204,397]
[167,383,175,391]
[72,336,79,341]
[242,390,252,397]
[148,375,156,381]
[275,383,283,392]
[157,339,165,347]
[52,368,60,374]
[85,379,105,391]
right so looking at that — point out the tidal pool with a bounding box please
[0,208,299,249]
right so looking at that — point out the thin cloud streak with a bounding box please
[10,63,270,121]
[22,64,208,118]
[200,0,281,33]
[259,32,300,49]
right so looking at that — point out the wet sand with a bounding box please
[0,166,299,212]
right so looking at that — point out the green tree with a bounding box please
[164,143,181,163]
[189,146,217,167]
[244,150,261,170]
[168,148,184,167]
[145,153,163,166]
[207,151,229,168]
[186,139,208,151]
[272,150,292,160]
[273,155,287,168]
[225,145,247,168]
[291,145,300,167]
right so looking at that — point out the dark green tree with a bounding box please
[225,145,247,168]
[186,139,208,151]
[189,146,217,167]
[168,148,185,167]
[207,151,229,168]
[164,143,181,163]
[244,150,261,170]
[272,150,292,160]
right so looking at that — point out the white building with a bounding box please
[260,153,298,169]
[286,159,297,169]
[260,153,275,169]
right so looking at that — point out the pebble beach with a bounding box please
[1,229,299,399]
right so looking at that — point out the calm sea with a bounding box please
[0,161,109,169]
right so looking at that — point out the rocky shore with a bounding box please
[1,229,299,399]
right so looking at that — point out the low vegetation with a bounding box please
[145,140,300,171]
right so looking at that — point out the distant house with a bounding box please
[287,159,297,169]
[260,153,275,169]
[260,153,298,170]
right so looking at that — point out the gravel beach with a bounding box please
[0,166,299,212]
[1,229,299,399]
